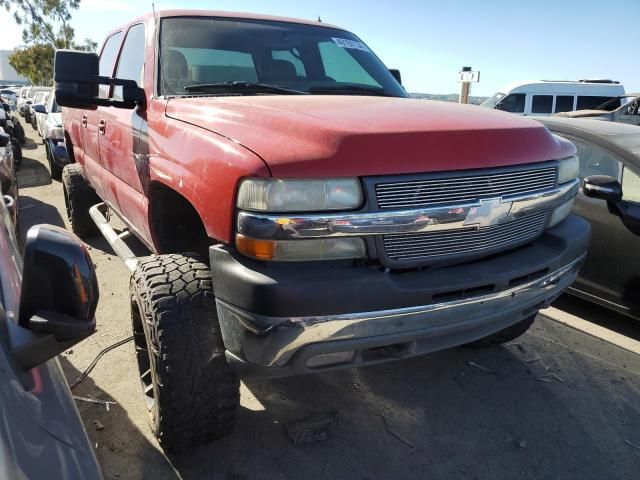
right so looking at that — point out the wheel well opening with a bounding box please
[149,183,210,257]
[64,131,76,164]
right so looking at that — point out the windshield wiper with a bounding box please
[308,85,393,97]
[184,81,307,95]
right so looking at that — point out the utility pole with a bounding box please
[458,66,480,104]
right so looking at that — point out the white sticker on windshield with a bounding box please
[332,37,370,52]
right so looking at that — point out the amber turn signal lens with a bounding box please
[235,235,276,260]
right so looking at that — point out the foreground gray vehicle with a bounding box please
[0,197,102,479]
[537,117,640,319]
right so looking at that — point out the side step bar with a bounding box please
[89,203,138,272]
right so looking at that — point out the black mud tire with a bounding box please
[464,315,536,348]
[14,122,26,145]
[61,164,100,238]
[130,254,240,451]
[46,143,63,180]
[11,138,22,169]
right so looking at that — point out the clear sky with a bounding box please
[1,0,639,96]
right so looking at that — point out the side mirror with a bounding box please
[55,50,100,110]
[0,132,9,147]
[55,49,145,110]
[389,69,402,85]
[11,225,99,370]
[583,175,640,236]
[582,175,622,202]
[33,104,47,114]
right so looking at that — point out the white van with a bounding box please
[481,80,625,116]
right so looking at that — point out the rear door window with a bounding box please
[98,32,123,98]
[554,95,574,113]
[496,93,525,113]
[531,95,553,114]
[577,96,620,111]
[112,24,146,101]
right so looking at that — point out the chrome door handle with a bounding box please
[98,120,106,135]
[81,114,88,128]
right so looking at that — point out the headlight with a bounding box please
[237,178,363,212]
[49,127,64,140]
[558,155,579,184]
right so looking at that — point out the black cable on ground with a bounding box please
[70,336,134,389]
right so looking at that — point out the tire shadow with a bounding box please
[58,355,176,480]
[17,156,52,188]
[21,137,39,151]
[17,195,65,245]
[166,320,640,480]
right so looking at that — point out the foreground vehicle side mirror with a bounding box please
[11,225,99,370]
[583,175,640,236]
[582,175,622,202]
[389,69,402,85]
[54,50,145,110]
[0,132,9,147]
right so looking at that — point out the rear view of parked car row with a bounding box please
[2,8,640,480]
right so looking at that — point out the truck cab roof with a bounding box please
[105,9,343,37]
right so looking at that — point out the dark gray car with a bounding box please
[0,196,102,479]
[536,117,640,319]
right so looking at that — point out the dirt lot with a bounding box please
[16,123,640,479]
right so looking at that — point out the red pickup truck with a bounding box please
[54,10,590,450]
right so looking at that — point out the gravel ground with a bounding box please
[16,123,640,480]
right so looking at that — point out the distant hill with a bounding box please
[409,93,489,106]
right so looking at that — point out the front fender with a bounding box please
[148,117,270,243]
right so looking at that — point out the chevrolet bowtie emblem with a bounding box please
[464,198,513,228]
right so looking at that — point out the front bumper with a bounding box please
[211,215,590,378]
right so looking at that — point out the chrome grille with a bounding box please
[375,167,557,209]
[383,211,547,263]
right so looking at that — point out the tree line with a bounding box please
[1,0,97,85]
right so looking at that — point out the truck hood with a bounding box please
[165,96,575,177]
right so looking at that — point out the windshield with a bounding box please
[159,17,407,98]
[480,92,505,109]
